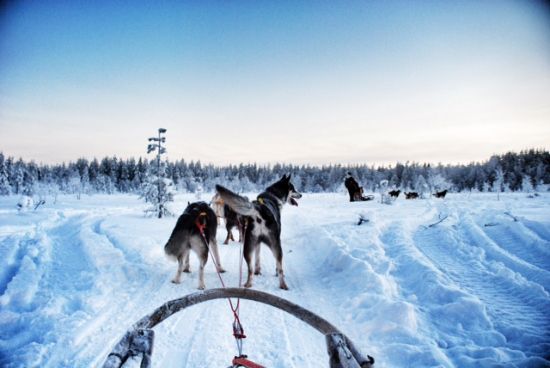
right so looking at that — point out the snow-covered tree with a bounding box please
[194,182,203,200]
[12,160,25,194]
[493,167,504,200]
[67,169,82,199]
[414,174,429,198]
[521,175,534,193]
[141,129,174,218]
[379,179,391,204]
[141,171,176,217]
[429,173,450,192]
[0,149,549,196]
[0,154,11,195]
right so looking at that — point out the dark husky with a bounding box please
[405,192,419,199]
[434,189,448,198]
[215,174,302,290]
[388,189,401,198]
[164,201,225,289]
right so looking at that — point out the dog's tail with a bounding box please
[215,185,256,217]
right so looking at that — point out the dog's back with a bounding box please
[164,202,217,258]
[434,190,448,198]
[164,201,223,289]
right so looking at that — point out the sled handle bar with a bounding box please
[102,287,374,368]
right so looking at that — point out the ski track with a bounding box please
[1,193,550,367]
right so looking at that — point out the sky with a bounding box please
[1,0,549,166]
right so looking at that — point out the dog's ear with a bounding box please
[287,173,292,181]
[187,201,190,206]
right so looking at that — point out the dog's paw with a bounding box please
[183,269,191,273]
[218,268,226,273]
[197,284,205,290]
[244,282,253,288]
[171,279,181,284]
[279,282,289,290]
[254,270,262,275]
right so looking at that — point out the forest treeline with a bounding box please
[0,149,548,196]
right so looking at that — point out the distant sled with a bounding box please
[102,288,375,368]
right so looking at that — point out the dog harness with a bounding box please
[194,212,265,368]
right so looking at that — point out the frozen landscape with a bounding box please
[1,192,549,367]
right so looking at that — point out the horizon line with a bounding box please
[1,147,547,169]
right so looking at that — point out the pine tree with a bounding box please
[0,153,11,195]
[521,175,534,193]
[13,162,25,194]
[414,174,429,198]
[494,167,504,200]
[141,129,174,218]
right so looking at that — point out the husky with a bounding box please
[215,174,302,290]
[210,193,244,244]
[388,189,401,198]
[434,189,448,198]
[164,201,225,290]
[222,204,245,244]
[405,192,419,199]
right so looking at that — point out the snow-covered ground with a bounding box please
[1,192,549,368]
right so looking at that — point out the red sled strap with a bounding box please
[232,355,265,368]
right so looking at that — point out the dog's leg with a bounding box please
[190,237,208,290]
[223,230,231,245]
[197,249,207,290]
[171,252,187,284]
[210,239,226,273]
[243,235,258,288]
[183,251,191,273]
[270,240,288,290]
[254,244,262,275]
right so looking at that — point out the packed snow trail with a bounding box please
[1,193,549,367]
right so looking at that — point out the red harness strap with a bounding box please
[195,213,264,368]
[232,355,266,368]
[195,213,208,236]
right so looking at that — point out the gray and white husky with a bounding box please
[215,174,302,290]
[164,201,225,289]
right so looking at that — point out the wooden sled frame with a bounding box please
[103,288,375,368]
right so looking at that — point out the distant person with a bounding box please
[344,172,370,202]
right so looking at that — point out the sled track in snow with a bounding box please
[480,220,550,289]
[413,221,550,357]
[0,237,35,297]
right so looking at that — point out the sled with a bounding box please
[102,288,375,368]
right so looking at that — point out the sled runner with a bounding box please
[102,288,375,368]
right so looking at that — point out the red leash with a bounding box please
[195,215,264,368]
[232,356,265,368]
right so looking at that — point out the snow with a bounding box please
[1,192,549,367]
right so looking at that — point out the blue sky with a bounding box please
[1,1,549,165]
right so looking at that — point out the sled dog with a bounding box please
[215,174,302,290]
[164,201,225,289]
[405,192,419,199]
[210,193,245,244]
[434,189,448,198]
[388,190,401,198]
